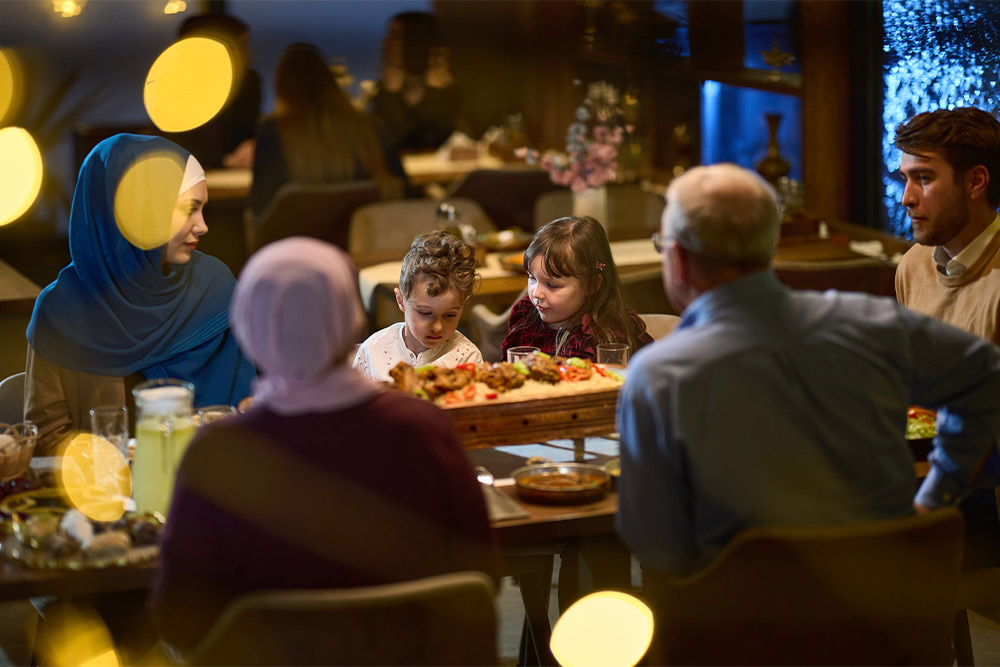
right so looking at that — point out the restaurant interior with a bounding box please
[2,0,1000,665]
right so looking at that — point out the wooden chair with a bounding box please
[187,571,498,666]
[348,197,495,267]
[0,371,25,425]
[468,287,527,362]
[643,509,964,666]
[245,181,383,254]
[445,168,562,232]
[638,313,680,340]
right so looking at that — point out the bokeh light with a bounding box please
[52,0,85,18]
[0,48,25,127]
[144,36,234,132]
[163,0,187,14]
[550,591,654,667]
[59,433,131,522]
[0,127,43,227]
[39,603,120,667]
[113,151,184,249]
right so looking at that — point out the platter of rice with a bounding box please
[386,354,624,449]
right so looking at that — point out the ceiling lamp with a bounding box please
[52,0,85,18]
[164,0,187,15]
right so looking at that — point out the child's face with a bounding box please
[395,277,466,355]
[527,255,589,331]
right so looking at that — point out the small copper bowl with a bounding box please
[511,462,610,505]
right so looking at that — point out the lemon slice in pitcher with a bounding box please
[59,433,132,522]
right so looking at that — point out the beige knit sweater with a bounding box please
[895,231,1000,345]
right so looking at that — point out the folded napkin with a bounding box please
[849,239,887,260]
[435,130,480,161]
[481,484,529,521]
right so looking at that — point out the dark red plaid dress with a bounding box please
[500,296,653,361]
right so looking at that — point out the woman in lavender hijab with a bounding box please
[150,236,499,655]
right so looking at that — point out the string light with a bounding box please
[52,0,85,18]
[164,0,187,15]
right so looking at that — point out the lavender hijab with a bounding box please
[230,237,380,415]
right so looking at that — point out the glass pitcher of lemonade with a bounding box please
[131,379,196,517]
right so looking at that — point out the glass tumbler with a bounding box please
[89,405,129,462]
[507,346,540,364]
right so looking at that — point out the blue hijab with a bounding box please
[26,134,255,407]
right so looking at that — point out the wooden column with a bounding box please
[800,0,851,223]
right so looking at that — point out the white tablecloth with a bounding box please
[357,239,661,312]
[358,252,516,311]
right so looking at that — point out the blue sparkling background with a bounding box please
[882,0,1000,236]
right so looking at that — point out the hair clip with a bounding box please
[595,261,606,272]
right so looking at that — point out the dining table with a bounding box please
[0,478,619,667]
[357,238,667,332]
[203,153,526,202]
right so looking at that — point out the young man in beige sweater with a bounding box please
[894,107,1000,562]
[894,107,1000,345]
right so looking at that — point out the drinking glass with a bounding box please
[196,404,236,427]
[507,346,540,364]
[89,405,129,462]
[132,379,195,517]
[596,343,629,367]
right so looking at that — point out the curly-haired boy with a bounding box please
[354,231,483,381]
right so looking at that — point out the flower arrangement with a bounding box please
[518,81,629,192]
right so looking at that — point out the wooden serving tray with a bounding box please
[444,388,620,449]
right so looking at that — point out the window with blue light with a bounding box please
[700,82,801,180]
[882,0,1000,236]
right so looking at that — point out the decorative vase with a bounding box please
[572,186,609,231]
[755,113,791,187]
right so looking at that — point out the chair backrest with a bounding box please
[774,258,891,296]
[644,509,964,666]
[348,197,495,264]
[189,570,498,666]
[638,313,680,340]
[534,184,665,241]
[247,181,383,253]
[445,168,563,232]
[0,372,25,425]
[468,287,529,362]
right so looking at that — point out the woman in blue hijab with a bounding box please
[25,134,255,455]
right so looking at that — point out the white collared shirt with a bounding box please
[353,322,483,382]
[934,214,1000,276]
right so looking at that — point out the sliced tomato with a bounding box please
[485,392,498,400]
[907,406,935,420]
[443,392,462,405]
[456,363,476,371]
[463,384,477,399]
[593,365,608,377]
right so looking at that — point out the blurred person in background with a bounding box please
[249,42,406,216]
[168,12,261,169]
[370,11,461,152]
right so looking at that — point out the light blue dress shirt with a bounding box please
[616,270,1000,577]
